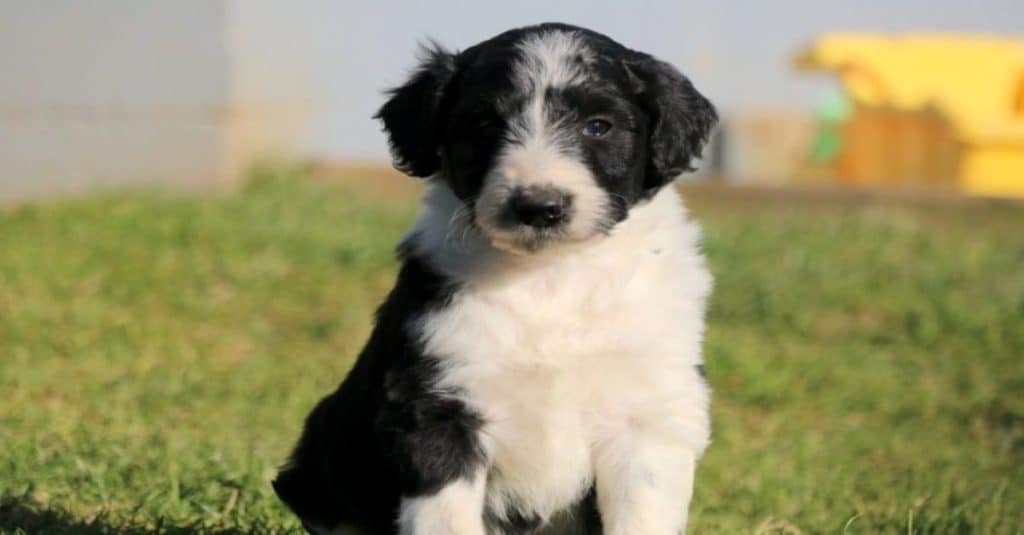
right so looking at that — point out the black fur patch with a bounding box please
[273,256,482,532]
[486,505,543,534]
[577,485,604,534]
[623,53,718,191]
[377,361,485,496]
[374,43,458,177]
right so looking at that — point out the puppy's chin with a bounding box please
[481,225,601,257]
[489,234,555,256]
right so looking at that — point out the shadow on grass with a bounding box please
[0,496,285,535]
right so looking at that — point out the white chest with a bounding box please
[408,189,712,520]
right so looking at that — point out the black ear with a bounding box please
[625,56,718,190]
[374,43,457,177]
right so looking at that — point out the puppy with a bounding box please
[274,22,717,535]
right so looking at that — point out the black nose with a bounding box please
[508,187,573,228]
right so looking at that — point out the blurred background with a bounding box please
[3,0,1024,200]
[1,1,1022,534]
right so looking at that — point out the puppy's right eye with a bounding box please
[582,118,612,137]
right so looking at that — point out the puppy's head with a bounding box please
[376,22,716,254]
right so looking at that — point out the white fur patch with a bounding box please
[399,469,488,535]
[512,29,589,96]
[407,183,712,531]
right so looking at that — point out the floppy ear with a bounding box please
[624,56,718,190]
[374,43,457,177]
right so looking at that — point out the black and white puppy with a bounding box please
[274,22,717,535]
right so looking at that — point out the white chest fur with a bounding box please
[406,185,712,522]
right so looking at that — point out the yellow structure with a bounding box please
[796,33,1024,198]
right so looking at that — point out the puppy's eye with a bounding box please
[582,118,612,137]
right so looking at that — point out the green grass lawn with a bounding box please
[2,168,1022,534]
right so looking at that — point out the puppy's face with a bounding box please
[377,23,717,254]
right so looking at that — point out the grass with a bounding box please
[1,166,1022,533]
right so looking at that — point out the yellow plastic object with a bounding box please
[796,34,1024,197]
[962,146,1024,197]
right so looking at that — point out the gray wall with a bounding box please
[0,1,311,201]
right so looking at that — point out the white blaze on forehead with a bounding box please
[508,30,590,149]
[512,30,589,93]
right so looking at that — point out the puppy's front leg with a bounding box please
[379,387,489,535]
[595,439,697,535]
[398,468,487,535]
[594,401,709,535]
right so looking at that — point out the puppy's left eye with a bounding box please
[582,118,612,137]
